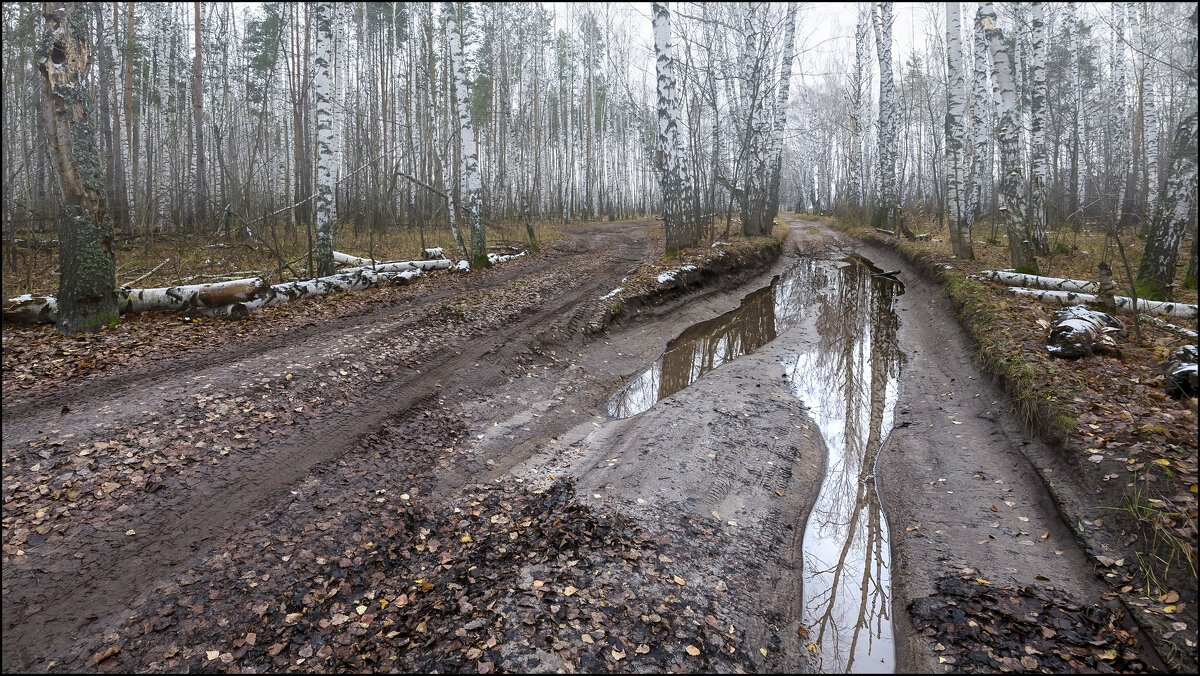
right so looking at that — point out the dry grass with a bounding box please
[892,216,1198,306]
[2,218,566,299]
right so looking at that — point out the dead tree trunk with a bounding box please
[37,1,118,334]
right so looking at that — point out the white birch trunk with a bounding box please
[873,2,898,233]
[967,6,990,228]
[1109,4,1128,219]
[312,3,336,277]
[1069,3,1086,219]
[447,3,486,269]
[652,2,695,249]
[848,4,871,209]
[945,2,971,259]
[766,2,797,223]
[1029,2,1048,253]
[981,2,1037,271]
[1008,287,1198,320]
[5,278,266,323]
[1133,3,1159,215]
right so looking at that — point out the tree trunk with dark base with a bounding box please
[38,1,118,335]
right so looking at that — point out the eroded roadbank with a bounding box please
[2,217,1160,673]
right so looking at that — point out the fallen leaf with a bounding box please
[685,645,700,656]
[206,650,220,661]
[906,524,920,531]
[87,645,120,666]
[581,633,594,644]
[673,575,686,586]
[611,648,626,661]
[563,585,578,596]
[1159,590,1180,604]
[759,647,768,657]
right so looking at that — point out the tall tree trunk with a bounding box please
[37,1,118,334]
[873,2,904,236]
[652,2,695,251]
[945,2,972,259]
[981,2,1037,272]
[765,2,797,224]
[848,4,870,211]
[1137,8,1198,299]
[1028,2,1048,252]
[448,3,486,269]
[312,2,336,277]
[191,1,207,230]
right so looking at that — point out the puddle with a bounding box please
[606,255,904,672]
[784,258,903,673]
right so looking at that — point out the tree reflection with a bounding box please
[786,259,903,673]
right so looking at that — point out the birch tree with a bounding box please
[312,2,336,277]
[37,1,118,334]
[981,2,1037,272]
[1137,6,1197,299]
[872,2,906,236]
[1028,1,1048,253]
[765,2,797,223]
[448,2,486,268]
[847,4,871,210]
[945,1,972,259]
[966,5,990,230]
[652,2,696,251]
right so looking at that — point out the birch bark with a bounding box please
[312,2,336,277]
[981,2,1037,272]
[945,2,972,259]
[447,3,487,268]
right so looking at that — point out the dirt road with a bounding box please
[1,216,1158,673]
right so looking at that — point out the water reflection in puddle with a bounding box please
[785,258,903,673]
[605,255,904,672]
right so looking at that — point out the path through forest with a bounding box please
[2,217,1160,673]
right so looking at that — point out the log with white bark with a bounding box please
[982,270,1097,294]
[1139,314,1198,341]
[332,250,451,273]
[1008,287,1198,320]
[196,267,422,319]
[3,278,269,324]
[1045,305,1125,358]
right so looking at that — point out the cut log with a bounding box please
[1163,345,1197,399]
[1008,287,1198,320]
[4,278,269,324]
[195,267,421,319]
[1045,305,1125,358]
[423,247,445,260]
[487,251,526,265]
[2,295,59,323]
[118,277,268,314]
[982,270,1097,294]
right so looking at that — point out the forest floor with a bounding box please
[1,215,1194,674]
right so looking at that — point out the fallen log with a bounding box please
[1008,287,1198,320]
[196,267,421,319]
[1045,305,1125,358]
[332,250,451,274]
[1163,345,1197,399]
[1139,314,1198,341]
[3,277,269,324]
[982,270,1097,294]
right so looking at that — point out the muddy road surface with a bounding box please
[2,217,1158,673]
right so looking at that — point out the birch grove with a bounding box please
[4,2,1197,329]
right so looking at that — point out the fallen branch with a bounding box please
[1007,287,1198,320]
[120,258,171,288]
[982,270,1098,294]
[1139,314,1199,341]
